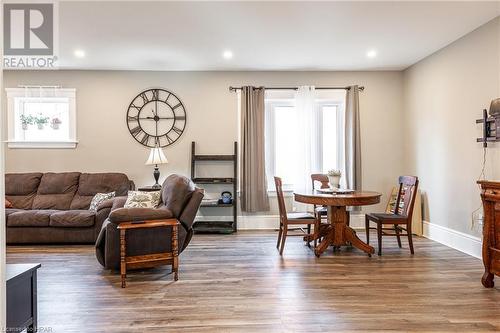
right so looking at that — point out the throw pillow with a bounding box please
[5,199,12,208]
[89,192,116,211]
[124,191,161,208]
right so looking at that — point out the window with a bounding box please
[6,88,77,148]
[265,90,344,191]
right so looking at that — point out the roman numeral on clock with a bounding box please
[141,134,150,145]
[130,126,142,137]
[140,92,149,104]
[171,126,183,135]
[151,89,159,101]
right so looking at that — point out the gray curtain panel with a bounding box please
[345,85,362,191]
[240,86,270,212]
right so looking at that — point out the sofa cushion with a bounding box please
[32,172,81,210]
[89,192,115,211]
[49,210,95,228]
[5,208,23,216]
[5,173,43,209]
[70,173,131,210]
[161,175,195,217]
[7,210,59,227]
[109,207,174,223]
[124,191,161,209]
[5,199,12,208]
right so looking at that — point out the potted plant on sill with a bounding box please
[20,114,34,130]
[50,117,62,130]
[327,169,342,189]
[34,114,49,130]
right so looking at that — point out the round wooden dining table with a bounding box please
[294,191,382,257]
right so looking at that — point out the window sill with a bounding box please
[6,141,78,149]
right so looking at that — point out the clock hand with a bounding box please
[155,104,158,137]
[139,116,177,120]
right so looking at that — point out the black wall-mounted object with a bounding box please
[477,99,500,147]
[126,88,187,148]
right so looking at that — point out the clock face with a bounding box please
[126,88,187,148]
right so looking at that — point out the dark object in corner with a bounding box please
[7,263,41,332]
[476,99,500,147]
[478,181,500,288]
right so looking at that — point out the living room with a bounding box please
[1,1,500,332]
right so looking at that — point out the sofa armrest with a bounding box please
[109,207,174,224]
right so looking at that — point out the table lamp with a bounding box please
[145,146,168,189]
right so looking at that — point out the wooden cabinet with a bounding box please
[478,181,500,288]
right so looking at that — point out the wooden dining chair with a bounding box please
[365,176,419,256]
[275,177,320,255]
[310,173,350,227]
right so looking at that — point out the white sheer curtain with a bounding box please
[292,86,321,199]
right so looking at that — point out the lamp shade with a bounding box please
[145,147,168,165]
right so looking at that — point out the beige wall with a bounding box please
[403,17,500,237]
[3,70,404,215]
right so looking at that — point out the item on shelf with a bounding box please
[219,191,232,204]
[327,169,342,188]
[145,144,168,189]
[50,117,62,130]
[20,114,34,130]
[202,199,219,206]
[34,114,49,130]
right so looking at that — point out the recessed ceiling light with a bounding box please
[223,50,233,59]
[74,49,85,58]
[366,50,377,58]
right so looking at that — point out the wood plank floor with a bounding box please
[7,231,500,333]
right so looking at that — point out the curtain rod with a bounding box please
[229,86,365,92]
[18,85,62,89]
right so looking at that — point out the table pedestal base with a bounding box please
[314,206,375,257]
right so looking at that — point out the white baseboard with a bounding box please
[236,213,367,230]
[422,221,482,259]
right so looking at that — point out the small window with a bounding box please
[6,88,77,148]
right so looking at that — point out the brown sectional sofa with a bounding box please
[6,172,134,244]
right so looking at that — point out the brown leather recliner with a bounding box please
[95,174,204,270]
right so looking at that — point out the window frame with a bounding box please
[5,88,78,149]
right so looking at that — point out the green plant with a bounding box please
[34,114,49,125]
[328,169,341,177]
[20,114,34,126]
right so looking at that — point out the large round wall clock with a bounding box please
[126,88,187,148]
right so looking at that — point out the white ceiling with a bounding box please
[57,1,500,71]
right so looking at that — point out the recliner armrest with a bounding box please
[109,207,174,224]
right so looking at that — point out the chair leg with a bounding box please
[313,219,320,249]
[395,224,402,248]
[279,224,288,255]
[365,215,370,244]
[276,222,283,249]
[377,223,382,256]
[407,223,415,255]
